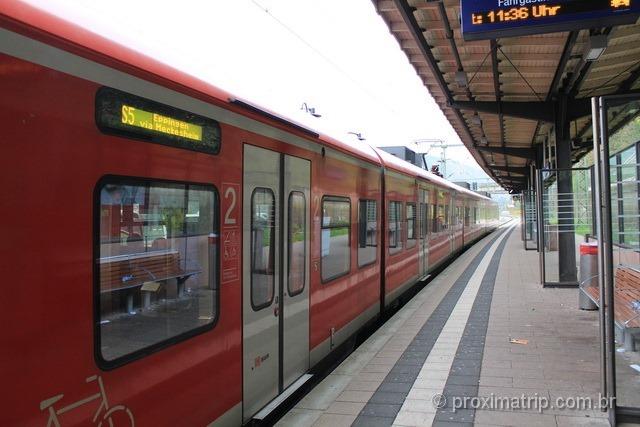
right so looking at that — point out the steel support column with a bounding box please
[556,95,577,283]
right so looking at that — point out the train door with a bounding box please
[418,188,429,278]
[242,145,310,422]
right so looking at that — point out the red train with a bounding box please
[0,3,499,426]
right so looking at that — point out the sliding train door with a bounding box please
[242,145,310,422]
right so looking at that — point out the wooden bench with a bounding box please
[99,250,201,313]
[584,264,640,351]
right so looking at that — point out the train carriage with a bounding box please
[0,2,500,426]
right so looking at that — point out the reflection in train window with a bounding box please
[321,196,351,282]
[251,188,276,310]
[389,201,403,255]
[358,199,377,267]
[288,192,306,296]
[406,203,416,248]
[97,178,217,366]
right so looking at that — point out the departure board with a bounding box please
[96,87,220,154]
[461,0,640,40]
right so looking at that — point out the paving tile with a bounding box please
[275,408,322,427]
[352,415,394,427]
[474,408,557,426]
[360,403,403,418]
[324,401,366,415]
[393,410,435,426]
[311,413,356,427]
[478,376,513,387]
[335,390,375,403]
[555,415,610,426]
[399,398,439,413]
[345,380,382,392]
[369,392,409,405]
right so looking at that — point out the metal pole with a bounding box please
[591,97,607,412]
[537,168,545,285]
[596,97,617,423]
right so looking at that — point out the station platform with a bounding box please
[276,223,614,427]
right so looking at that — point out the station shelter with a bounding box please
[373,0,640,423]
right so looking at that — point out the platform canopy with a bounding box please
[374,0,640,192]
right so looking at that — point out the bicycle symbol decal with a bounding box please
[40,375,135,427]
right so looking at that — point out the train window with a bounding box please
[96,177,218,367]
[288,192,306,296]
[474,207,479,224]
[389,201,403,254]
[321,196,351,282]
[432,204,439,233]
[406,203,416,248]
[464,207,471,227]
[251,188,276,310]
[358,199,377,267]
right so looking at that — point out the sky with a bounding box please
[24,0,491,180]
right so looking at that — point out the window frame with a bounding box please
[406,202,417,248]
[250,187,277,311]
[358,199,378,268]
[287,191,307,297]
[389,201,403,255]
[93,175,219,371]
[320,195,352,283]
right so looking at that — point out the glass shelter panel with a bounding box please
[540,168,593,286]
[523,189,538,250]
[602,98,640,413]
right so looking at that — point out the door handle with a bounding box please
[274,305,279,317]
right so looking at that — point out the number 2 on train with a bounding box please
[224,185,238,225]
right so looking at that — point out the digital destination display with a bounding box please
[461,0,640,40]
[96,87,220,155]
[120,105,203,142]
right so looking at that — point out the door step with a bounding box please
[252,374,313,421]
[418,273,431,282]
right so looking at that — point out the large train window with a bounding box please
[406,203,417,248]
[389,201,403,255]
[321,196,351,282]
[288,192,306,296]
[358,199,377,267]
[251,188,276,310]
[96,177,218,368]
